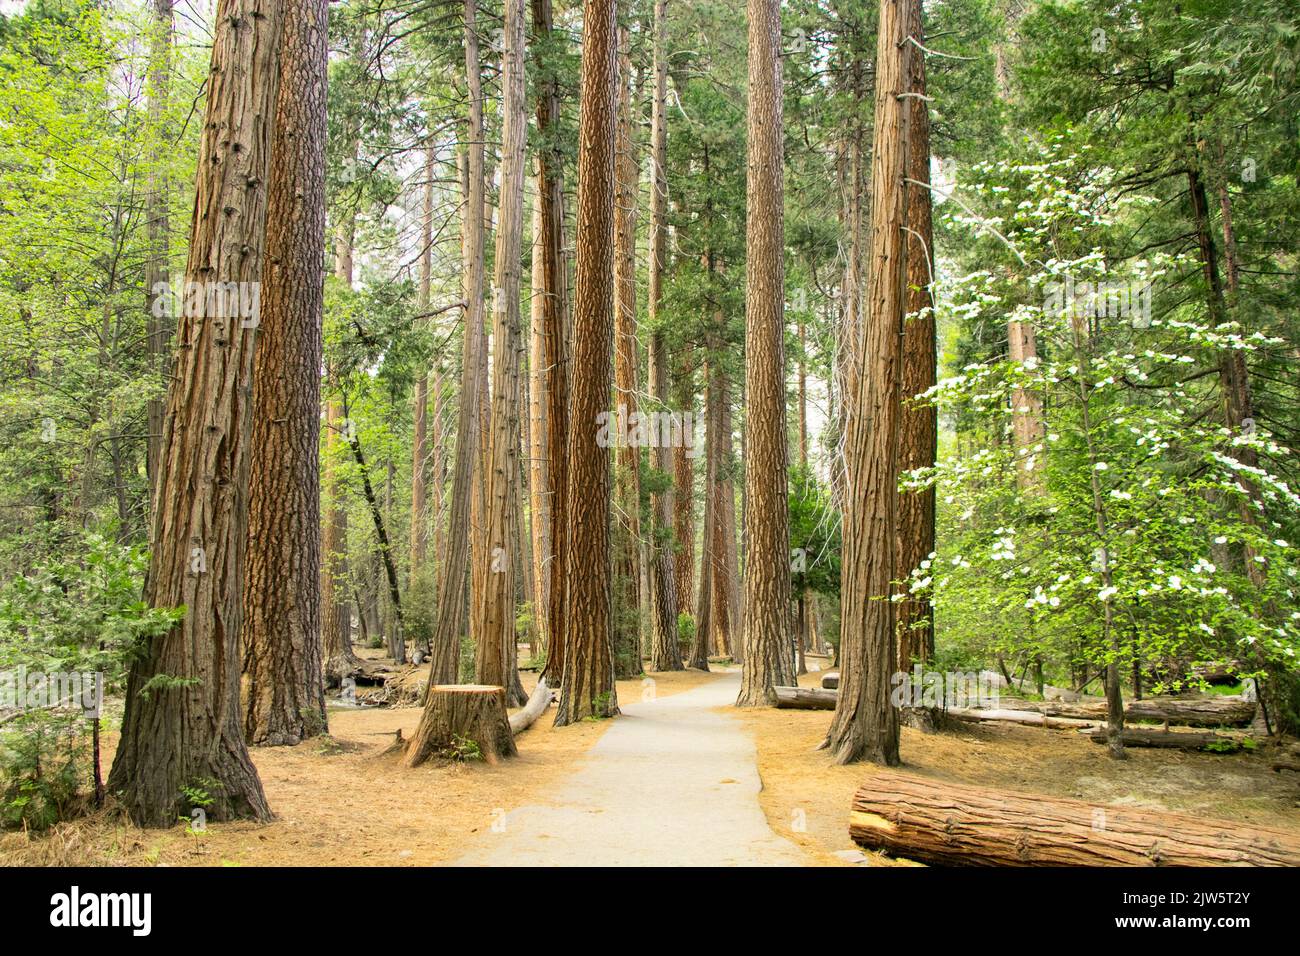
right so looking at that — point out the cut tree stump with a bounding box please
[821,672,839,690]
[403,685,517,767]
[850,771,1300,866]
[1087,728,1243,752]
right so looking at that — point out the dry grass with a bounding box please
[0,668,713,867]
[736,669,1300,866]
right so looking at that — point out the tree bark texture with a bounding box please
[554,0,619,725]
[737,0,793,705]
[109,0,282,827]
[243,0,329,746]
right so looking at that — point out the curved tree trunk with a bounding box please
[555,0,620,725]
[108,0,282,827]
[242,0,329,747]
[737,0,793,706]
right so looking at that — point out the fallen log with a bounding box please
[403,684,517,767]
[508,678,552,736]
[774,686,837,710]
[948,708,1099,730]
[850,771,1300,866]
[1088,728,1243,752]
[1026,696,1254,728]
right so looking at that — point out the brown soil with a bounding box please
[735,669,1300,866]
[0,667,714,867]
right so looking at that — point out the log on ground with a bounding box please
[774,685,837,709]
[1087,728,1244,752]
[850,771,1300,866]
[1023,696,1255,728]
[508,678,552,735]
[949,707,1099,729]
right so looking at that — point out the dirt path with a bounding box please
[455,670,810,866]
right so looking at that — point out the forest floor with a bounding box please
[740,670,1300,866]
[3,665,1298,867]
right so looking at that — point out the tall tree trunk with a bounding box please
[426,0,488,687]
[832,107,864,512]
[824,0,906,764]
[555,0,619,724]
[108,0,282,827]
[895,0,936,668]
[673,405,696,620]
[612,22,644,678]
[736,0,793,706]
[689,366,716,671]
[410,143,435,592]
[144,0,174,494]
[243,0,329,746]
[645,0,680,672]
[528,198,552,661]
[532,0,570,687]
[994,0,1043,488]
[710,371,735,659]
[323,396,357,682]
[343,409,405,662]
[471,0,528,707]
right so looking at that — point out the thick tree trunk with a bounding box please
[555,0,620,725]
[242,0,329,746]
[533,0,570,688]
[404,685,518,767]
[426,0,487,688]
[736,0,791,705]
[471,0,528,707]
[108,0,282,827]
[895,0,936,668]
[824,0,906,763]
[850,772,1300,866]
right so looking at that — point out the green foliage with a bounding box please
[677,612,696,649]
[789,465,841,597]
[436,734,483,763]
[0,713,84,831]
[915,129,1300,694]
